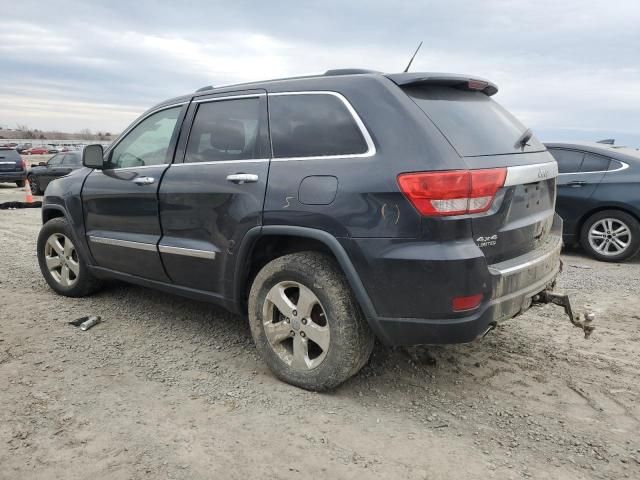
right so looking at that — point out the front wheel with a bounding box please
[248,252,374,391]
[28,175,42,195]
[16,180,25,188]
[37,217,103,297]
[580,210,640,262]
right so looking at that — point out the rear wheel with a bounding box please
[248,251,374,391]
[580,210,640,262]
[37,217,103,297]
[16,180,25,188]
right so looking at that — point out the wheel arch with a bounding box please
[232,226,379,326]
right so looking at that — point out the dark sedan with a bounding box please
[546,142,640,262]
[28,151,83,195]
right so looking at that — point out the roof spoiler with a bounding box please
[385,72,498,96]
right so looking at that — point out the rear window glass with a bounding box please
[402,86,544,157]
[0,149,20,161]
[269,94,368,158]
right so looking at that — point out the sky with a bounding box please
[1,0,639,146]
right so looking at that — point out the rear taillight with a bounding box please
[19,159,26,170]
[397,168,506,217]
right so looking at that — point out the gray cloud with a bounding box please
[1,0,638,145]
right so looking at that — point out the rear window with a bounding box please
[269,93,369,158]
[0,148,20,161]
[403,86,544,157]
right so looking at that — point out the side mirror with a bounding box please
[38,162,46,166]
[82,144,105,169]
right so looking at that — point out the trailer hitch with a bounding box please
[532,290,595,339]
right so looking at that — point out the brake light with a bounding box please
[467,79,489,91]
[397,168,506,216]
[452,294,483,312]
[19,159,26,170]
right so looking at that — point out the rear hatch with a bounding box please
[0,148,24,172]
[394,76,558,264]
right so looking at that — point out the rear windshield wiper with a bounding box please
[514,128,533,151]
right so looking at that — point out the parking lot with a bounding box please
[1,184,639,479]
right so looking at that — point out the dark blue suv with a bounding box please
[37,69,564,390]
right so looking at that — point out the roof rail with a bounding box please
[195,85,214,92]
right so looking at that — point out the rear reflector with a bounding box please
[397,168,506,216]
[452,294,483,312]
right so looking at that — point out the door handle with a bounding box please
[566,181,586,187]
[226,173,259,184]
[132,176,155,185]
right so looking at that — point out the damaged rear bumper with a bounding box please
[375,236,565,346]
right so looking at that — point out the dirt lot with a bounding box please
[1,183,639,479]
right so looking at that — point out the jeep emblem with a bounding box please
[537,168,549,179]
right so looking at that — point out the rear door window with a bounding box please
[402,86,544,157]
[580,153,610,172]
[548,149,584,173]
[63,153,82,165]
[269,93,369,158]
[185,97,266,163]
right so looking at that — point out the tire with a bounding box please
[37,217,103,297]
[15,180,25,188]
[580,210,640,262]
[28,175,42,195]
[248,251,374,391]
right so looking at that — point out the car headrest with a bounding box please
[209,120,246,151]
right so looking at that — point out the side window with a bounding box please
[269,93,369,158]
[109,107,181,169]
[48,154,64,166]
[548,149,584,174]
[63,153,81,165]
[185,98,263,163]
[609,159,624,171]
[580,153,610,172]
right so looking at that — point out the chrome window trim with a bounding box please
[557,160,629,176]
[158,245,217,259]
[193,93,265,104]
[88,236,156,252]
[268,91,376,162]
[171,159,270,167]
[504,161,558,186]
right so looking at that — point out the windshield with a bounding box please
[403,85,545,157]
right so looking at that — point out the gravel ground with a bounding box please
[1,183,639,479]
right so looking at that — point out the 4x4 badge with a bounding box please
[476,234,498,247]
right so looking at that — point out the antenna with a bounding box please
[403,41,423,73]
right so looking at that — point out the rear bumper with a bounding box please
[0,171,27,182]
[375,238,561,345]
[345,214,564,346]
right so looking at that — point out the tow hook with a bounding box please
[532,290,595,339]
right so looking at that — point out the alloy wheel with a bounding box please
[262,281,330,371]
[588,218,631,256]
[44,233,79,287]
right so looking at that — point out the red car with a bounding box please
[25,146,49,155]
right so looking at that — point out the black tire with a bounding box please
[580,210,640,262]
[28,175,42,195]
[248,251,374,391]
[16,180,25,188]
[37,217,103,297]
